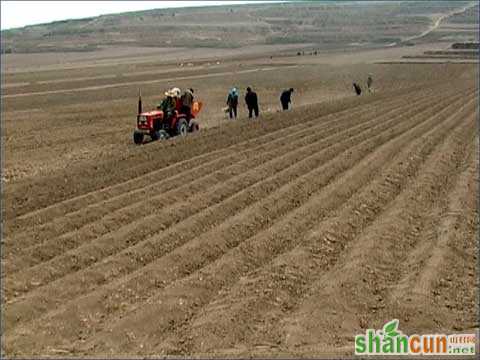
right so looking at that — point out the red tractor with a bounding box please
[133,94,202,144]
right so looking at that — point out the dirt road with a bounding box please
[397,1,478,45]
[3,69,477,356]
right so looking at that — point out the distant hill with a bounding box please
[1,1,476,54]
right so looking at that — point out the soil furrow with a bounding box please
[4,87,424,267]
[5,88,445,332]
[82,92,474,357]
[384,137,478,332]
[4,92,425,293]
[3,43,478,359]
[170,94,477,356]
[4,82,436,227]
[4,87,425,240]
[4,94,372,226]
[272,107,477,356]
[5,87,466,354]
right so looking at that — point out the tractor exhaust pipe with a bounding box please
[138,89,142,115]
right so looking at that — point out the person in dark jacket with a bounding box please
[159,89,176,122]
[227,87,239,119]
[280,88,294,110]
[180,88,194,121]
[353,82,362,96]
[245,87,259,118]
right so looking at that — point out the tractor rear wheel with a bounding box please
[176,118,188,137]
[133,131,144,145]
[189,121,199,133]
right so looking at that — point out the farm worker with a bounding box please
[160,89,176,121]
[181,88,194,121]
[227,87,239,119]
[171,87,182,112]
[353,82,362,96]
[280,88,294,110]
[245,87,259,119]
[367,74,373,93]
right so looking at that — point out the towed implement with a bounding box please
[133,93,202,144]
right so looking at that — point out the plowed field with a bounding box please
[2,63,478,357]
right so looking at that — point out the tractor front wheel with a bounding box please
[176,118,188,137]
[189,121,199,133]
[133,131,144,145]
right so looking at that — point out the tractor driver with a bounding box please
[171,87,183,112]
[159,89,176,122]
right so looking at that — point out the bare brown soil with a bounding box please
[2,51,478,356]
[1,3,479,355]
[0,44,313,74]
